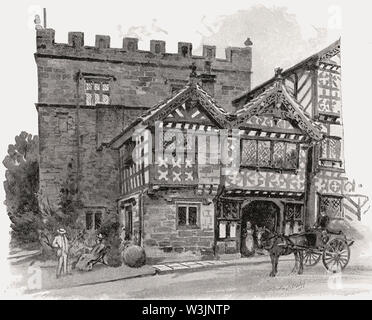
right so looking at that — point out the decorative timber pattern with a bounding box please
[317,62,342,116]
[295,70,313,115]
[224,148,307,192]
[244,115,295,130]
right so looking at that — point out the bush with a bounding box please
[122,245,146,268]
[37,161,86,261]
[99,219,122,267]
[3,132,40,245]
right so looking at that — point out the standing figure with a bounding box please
[284,220,292,236]
[244,221,255,256]
[52,228,69,278]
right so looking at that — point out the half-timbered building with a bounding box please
[35,28,355,261]
[107,39,352,260]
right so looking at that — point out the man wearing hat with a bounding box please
[52,228,69,278]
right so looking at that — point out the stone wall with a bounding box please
[142,189,215,262]
[37,105,122,214]
[35,29,252,112]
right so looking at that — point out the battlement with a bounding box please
[35,29,252,71]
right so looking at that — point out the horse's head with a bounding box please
[255,226,274,249]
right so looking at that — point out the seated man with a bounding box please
[313,211,342,245]
[314,211,329,230]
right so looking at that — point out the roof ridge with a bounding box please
[232,39,341,105]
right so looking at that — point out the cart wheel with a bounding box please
[322,238,350,273]
[303,249,321,266]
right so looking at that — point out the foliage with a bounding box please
[38,161,86,260]
[122,245,146,268]
[3,132,40,244]
[99,217,122,267]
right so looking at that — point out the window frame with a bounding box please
[85,210,104,230]
[240,138,300,171]
[318,194,344,220]
[319,136,342,162]
[176,202,201,229]
[84,77,111,106]
[284,202,304,223]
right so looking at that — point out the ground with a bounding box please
[21,257,372,299]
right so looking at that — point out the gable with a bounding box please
[165,99,217,127]
[234,82,323,141]
[140,83,229,128]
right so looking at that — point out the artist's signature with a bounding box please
[274,280,306,291]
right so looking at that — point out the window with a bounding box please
[320,137,341,161]
[284,203,303,222]
[177,203,200,228]
[85,211,103,230]
[95,212,102,230]
[86,212,93,230]
[319,195,343,219]
[241,139,299,170]
[162,129,196,161]
[85,79,110,106]
[284,203,304,234]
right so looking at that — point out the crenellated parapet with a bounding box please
[35,29,252,72]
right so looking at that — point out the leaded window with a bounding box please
[257,141,271,167]
[319,195,343,219]
[241,139,299,170]
[285,143,298,169]
[241,140,257,166]
[320,137,341,161]
[162,129,196,161]
[284,203,303,222]
[272,141,285,167]
[85,79,110,106]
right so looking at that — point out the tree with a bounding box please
[3,132,40,244]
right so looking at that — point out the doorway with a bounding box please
[123,205,133,241]
[240,200,280,256]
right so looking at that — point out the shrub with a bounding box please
[122,245,146,268]
[37,160,86,260]
[99,218,122,267]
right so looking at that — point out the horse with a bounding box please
[255,226,309,277]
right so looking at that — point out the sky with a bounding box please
[1,0,372,284]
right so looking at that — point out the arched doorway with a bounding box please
[240,200,280,256]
